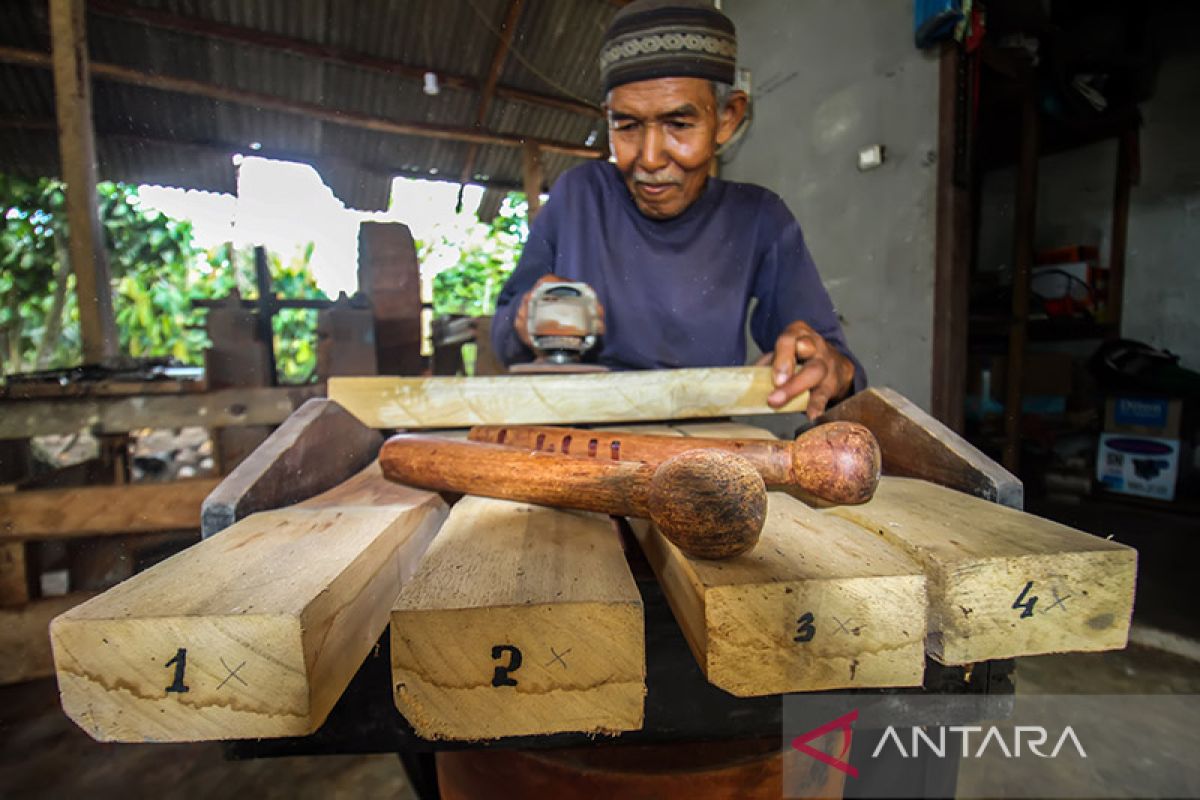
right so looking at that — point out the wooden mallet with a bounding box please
[379,435,767,559]
[467,421,882,507]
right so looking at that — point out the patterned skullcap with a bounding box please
[599,0,737,93]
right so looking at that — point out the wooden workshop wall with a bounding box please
[721,0,941,410]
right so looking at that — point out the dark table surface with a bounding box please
[226,523,1015,760]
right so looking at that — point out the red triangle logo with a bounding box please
[790,708,859,778]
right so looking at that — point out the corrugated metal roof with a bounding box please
[0,0,616,210]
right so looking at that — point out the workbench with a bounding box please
[44,369,1136,799]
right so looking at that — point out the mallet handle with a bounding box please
[380,435,654,516]
[468,421,881,506]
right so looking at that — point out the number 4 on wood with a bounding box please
[1013,581,1038,619]
[164,648,190,693]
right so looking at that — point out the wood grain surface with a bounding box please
[391,496,645,740]
[827,477,1137,664]
[329,367,809,429]
[50,465,448,742]
[619,423,927,696]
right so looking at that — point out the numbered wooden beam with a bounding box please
[629,490,927,697]
[391,496,645,740]
[50,464,448,742]
[827,477,1137,665]
[329,367,808,429]
[612,421,926,696]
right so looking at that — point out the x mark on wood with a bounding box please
[1043,587,1072,613]
[217,657,248,690]
[544,646,572,669]
[832,616,863,636]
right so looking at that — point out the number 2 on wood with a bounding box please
[491,645,522,687]
[1013,581,1038,619]
[164,648,190,693]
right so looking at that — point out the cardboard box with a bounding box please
[1095,397,1183,502]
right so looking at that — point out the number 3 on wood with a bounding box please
[794,612,816,643]
[491,644,522,687]
[164,648,190,693]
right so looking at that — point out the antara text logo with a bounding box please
[790,709,1087,778]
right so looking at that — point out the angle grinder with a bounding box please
[511,282,608,374]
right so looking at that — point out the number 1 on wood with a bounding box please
[164,648,190,693]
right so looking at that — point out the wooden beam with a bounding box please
[0,117,530,195]
[460,0,528,185]
[626,423,927,696]
[828,477,1137,665]
[51,464,448,742]
[822,387,1023,508]
[0,478,219,541]
[48,0,118,365]
[201,398,382,538]
[87,0,602,119]
[391,496,644,739]
[0,47,603,160]
[2,593,97,685]
[328,367,809,429]
[0,384,323,439]
[523,141,544,221]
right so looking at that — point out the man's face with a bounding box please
[606,77,743,220]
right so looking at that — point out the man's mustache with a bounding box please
[630,169,684,187]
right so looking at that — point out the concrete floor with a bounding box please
[0,678,416,800]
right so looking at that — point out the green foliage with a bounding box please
[429,193,529,317]
[0,176,323,383]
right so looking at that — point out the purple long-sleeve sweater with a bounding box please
[491,160,866,391]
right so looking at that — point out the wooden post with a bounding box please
[48,0,118,365]
[1001,79,1039,473]
[523,141,544,221]
[357,222,425,376]
[829,477,1137,665]
[931,44,972,433]
[1106,129,1137,327]
[0,543,30,606]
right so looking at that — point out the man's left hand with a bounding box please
[756,321,855,417]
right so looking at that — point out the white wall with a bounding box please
[723,0,942,409]
[976,7,1200,370]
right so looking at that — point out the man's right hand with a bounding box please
[514,275,605,348]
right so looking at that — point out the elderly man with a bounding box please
[491,0,865,416]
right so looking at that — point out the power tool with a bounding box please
[511,282,607,373]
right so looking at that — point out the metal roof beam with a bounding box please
[0,46,603,160]
[86,0,602,120]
